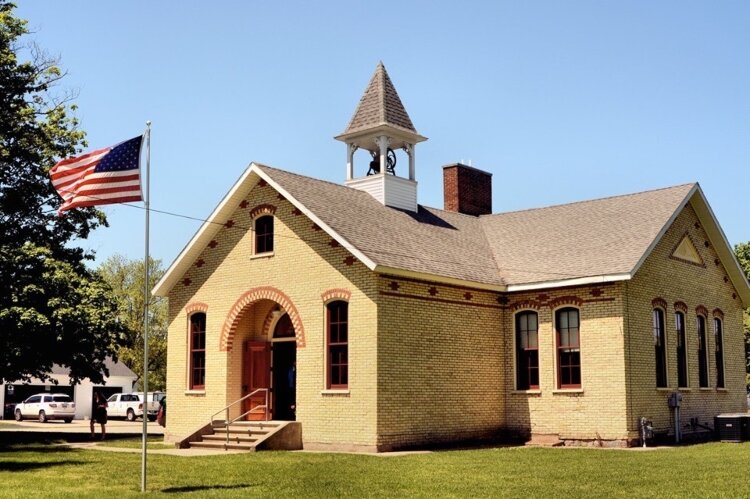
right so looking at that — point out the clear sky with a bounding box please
[17,1,750,268]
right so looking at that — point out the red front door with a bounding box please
[242,341,270,420]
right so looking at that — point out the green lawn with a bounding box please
[1,434,749,497]
[95,435,173,450]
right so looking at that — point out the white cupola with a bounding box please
[335,62,427,212]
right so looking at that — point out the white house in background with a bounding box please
[1,358,137,420]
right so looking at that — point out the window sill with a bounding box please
[250,252,274,260]
[184,390,206,396]
[677,387,692,391]
[656,388,672,392]
[716,388,728,392]
[321,389,350,396]
[698,387,713,391]
[512,389,541,395]
[552,389,584,394]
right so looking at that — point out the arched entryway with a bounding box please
[240,309,298,422]
[270,313,296,421]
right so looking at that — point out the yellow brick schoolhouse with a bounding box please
[153,63,750,451]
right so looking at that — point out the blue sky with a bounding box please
[17,1,750,268]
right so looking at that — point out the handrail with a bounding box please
[209,388,269,447]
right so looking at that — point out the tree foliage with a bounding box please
[98,255,168,391]
[734,241,750,390]
[0,3,124,384]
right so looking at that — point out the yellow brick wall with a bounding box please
[165,182,379,448]
[502,284,628,444]
[376,277,504,450]
[624,204,746,440]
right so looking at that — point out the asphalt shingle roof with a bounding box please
[260,164,694,288]
[342,62,418,135]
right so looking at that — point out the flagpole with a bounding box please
[141,121,151,493]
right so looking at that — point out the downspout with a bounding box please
[624,281,634,438]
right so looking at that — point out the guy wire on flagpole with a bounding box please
[141,121,151,493]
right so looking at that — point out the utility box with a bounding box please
[714,414,750,442]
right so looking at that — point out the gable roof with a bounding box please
[342,62,418,135]
[482,184,694,287]
[153,164,750,306]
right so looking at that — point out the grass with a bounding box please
[96,435,173,450]
[1,433,749,497]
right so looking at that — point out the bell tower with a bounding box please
[335,62,427,212]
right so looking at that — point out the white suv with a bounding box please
[14,393,75,423]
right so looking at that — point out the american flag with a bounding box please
[50,135,143,214]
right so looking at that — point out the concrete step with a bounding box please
[203,434,258,443]
[212,427,271,436]
[189,441,257,451]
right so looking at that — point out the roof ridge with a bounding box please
[483,182,697,218]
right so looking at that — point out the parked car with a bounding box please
[14,393,75,423]
[106,392,164,421]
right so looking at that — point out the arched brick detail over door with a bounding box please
[220,286,305,351]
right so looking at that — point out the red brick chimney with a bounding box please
[442,163,492,216]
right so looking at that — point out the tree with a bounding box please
[734,242,750,390]
[98,255,168,391]
[0,3,124,384]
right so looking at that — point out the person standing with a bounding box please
[90,392,108,440]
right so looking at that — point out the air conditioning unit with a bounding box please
[714,414,750,442]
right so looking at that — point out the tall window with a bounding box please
[190,313,206,389]
[696,315,709,388]
[714,318,725,389]
[675,312,688,387]
[556,308,581,389]
[326,301,348,389]
[653,308,667,388]
[255,215,274,254]
[515,311,539,390]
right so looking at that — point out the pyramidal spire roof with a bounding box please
[342,62,418,135]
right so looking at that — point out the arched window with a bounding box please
[675,311,688,388]
[189,313,206,390]
[714,317,725,388]
[696,315,709,388]
[515,311,539,390]
[255,215,274,254]
[555,307,580,389]
[653,308,667,388]
[326,301,348,389]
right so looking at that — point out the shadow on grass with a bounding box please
[162,484,256,493]
[0,460,84,471]
[0,432,142,449]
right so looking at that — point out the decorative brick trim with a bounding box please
[343,256,355,266]
[261,310,275,339]
[547,295,584,309]
[239,200,249,209]
[257,179,268,187]
[249,204,277,219]
[185,302,208,315]
[379,291,502,310]
[712,308,724,319]
[673,301,688,313]
[651,297,668,310]
[320,288,352,303]
[220,286,305,351]
[182,278,192,287]
[510,299,542,312]
[695,304,708,317]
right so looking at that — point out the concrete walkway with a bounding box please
[0,419,164,435]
